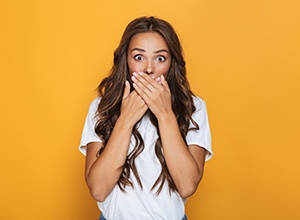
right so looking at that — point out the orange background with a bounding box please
[1,0,299,219]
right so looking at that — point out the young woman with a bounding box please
[79,16,213,220]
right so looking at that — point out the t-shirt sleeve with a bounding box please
[78,97,102,156]
[186,96,213,161]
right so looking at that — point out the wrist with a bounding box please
[157,110,176,124]
[115,115,134,131]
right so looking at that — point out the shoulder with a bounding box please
[85,97,102,118]
[90,96,101,107]
[88,97,101,110]
[192,95,207,110]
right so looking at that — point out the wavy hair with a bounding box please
[95,16,199,194]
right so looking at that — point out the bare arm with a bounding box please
[85,81,148,202]
[157,112,206,198]
[132,72,206,198]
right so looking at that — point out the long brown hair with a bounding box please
[95,16,198,194]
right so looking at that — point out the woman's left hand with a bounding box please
[131,71,172,120]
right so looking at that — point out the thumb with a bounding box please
[122,80,131,100]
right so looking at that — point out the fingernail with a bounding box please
[131,76,136,81]
[133,72,138,76]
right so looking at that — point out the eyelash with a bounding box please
[156,56,166,62]
[134,55,143,61]
[133,55,166,62]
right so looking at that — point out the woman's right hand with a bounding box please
[85,81,147,202]
[119,80,148,127]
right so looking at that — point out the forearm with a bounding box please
[157,112,203,198]
[86,117,132,202]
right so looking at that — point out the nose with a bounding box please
[144,60,154,75]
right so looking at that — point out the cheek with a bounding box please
[128,59,141,76]
[157,63,171,76]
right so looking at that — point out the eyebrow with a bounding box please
[130,48,170,54]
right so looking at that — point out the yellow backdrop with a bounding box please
[1,0,299,219]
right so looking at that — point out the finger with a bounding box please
[160,75,170,91]
[129,91,149,113]
[156,77,162,85]
[132,81,148,100]
[122,80,131,100]
[132,73,151,95]
[134,72,158,91]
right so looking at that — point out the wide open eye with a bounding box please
[134,55,144,61]
[156,55,166,62]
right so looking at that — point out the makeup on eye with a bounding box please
[156,55,166,62]
[130,47,169,61]
[134,54,144,61]
[132,54,168,62]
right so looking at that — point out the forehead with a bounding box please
[128,32,169,50]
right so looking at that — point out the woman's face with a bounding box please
[127,32,171,79]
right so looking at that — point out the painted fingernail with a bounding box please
[132,76,136,81]
[133,72,138,76]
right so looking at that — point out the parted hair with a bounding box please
[95,16,199,194]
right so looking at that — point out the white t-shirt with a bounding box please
[79,96,213,220]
